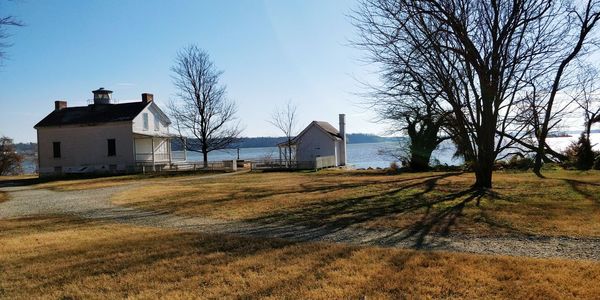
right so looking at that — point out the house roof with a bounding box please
[34,102,150,128]
[314,121,342,139]
[277,121,342,146]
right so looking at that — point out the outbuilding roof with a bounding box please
[34,102,150,128]
[277,121,342,146]
[313,121,342,139]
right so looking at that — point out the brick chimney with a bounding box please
[54,100,67,111]
[142,93,153,104]
[339,114,346,166]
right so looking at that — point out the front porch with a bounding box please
[133,133,185,170]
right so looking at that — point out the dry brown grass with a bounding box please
[35,174,143,191]
[112,170,600,237]
[0,192,7,203]
[1,216,599,299]
[0,170,225,191]
[0,174,37,181]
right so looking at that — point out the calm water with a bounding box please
[182,143,405,169]
[20,133,600,173]
[183,133,600,169]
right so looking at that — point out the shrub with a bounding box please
[386,161,403,174]
[497,155,533,170]
[562,133,595,170]
[0,136,24,175]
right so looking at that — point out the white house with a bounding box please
[34,88,176,176]
[278,114,347,169]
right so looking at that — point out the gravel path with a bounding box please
[1,173,600,261]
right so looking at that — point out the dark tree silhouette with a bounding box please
[354,0,600,188]
[530,1,600,175]
[353,1,452,171]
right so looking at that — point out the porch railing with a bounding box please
[251,156,337,170]
[135,152,171,162]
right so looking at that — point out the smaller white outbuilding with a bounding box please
[278,114,347,169]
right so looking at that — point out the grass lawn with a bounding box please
[0,191,6,203]
[1,216,599,299]
[111,170,600,237]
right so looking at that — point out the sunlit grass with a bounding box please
[1,216,599,299]
[112,170,600,237]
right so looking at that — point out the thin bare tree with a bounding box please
[169,45,242,167]
[0,9,23,65]
[268,100,298,167]
[572,64,600,144]
[531,1,600,175]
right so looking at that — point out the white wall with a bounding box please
[132,103,171,136]
[335,140,343,166]
[296,124,338,164]
[37,122,134,174]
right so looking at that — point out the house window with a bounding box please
[143,113,149,130]
[154,115,160,131]
[52,142,61,158]
[107,139,116,156]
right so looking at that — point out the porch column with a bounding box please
[168,138,172,165]
[183,137,187,161]
[151,138,155,171]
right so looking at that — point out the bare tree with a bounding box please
[268,100,298,167]
[0,6,23,65]
[169,45,242,167]
[0,136,23,175]
[572,64,600,141]
[559,63,600,169]
[531,1,600,175]
[354,0,600,188]
[353,8,453,171]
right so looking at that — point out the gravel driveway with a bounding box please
[1,173,600,261]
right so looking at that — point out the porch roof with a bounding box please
[133,132,177,138]
[277,140,297,147]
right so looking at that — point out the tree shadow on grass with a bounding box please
[562,178,600,205]
[126,172,464,217]
[233,172,505,248]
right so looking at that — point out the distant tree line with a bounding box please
[12,142,36,153]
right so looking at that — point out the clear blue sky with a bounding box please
[0,0,383,143]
